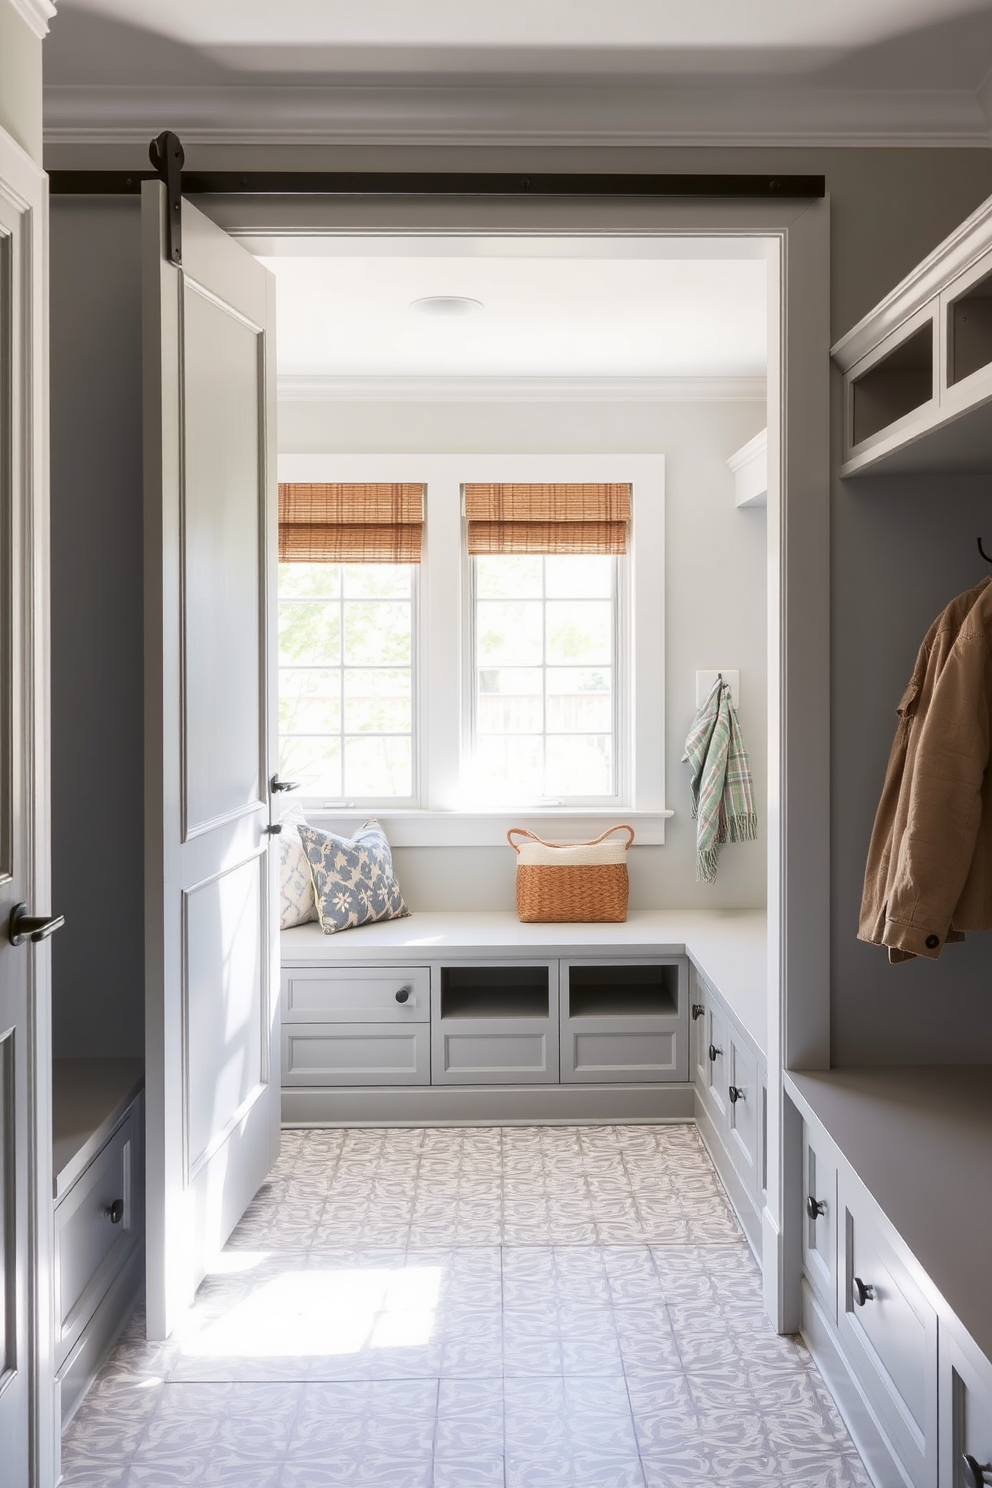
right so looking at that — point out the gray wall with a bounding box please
[0,1,41,163]
[281,398,768,912]
[50,198,144,1058]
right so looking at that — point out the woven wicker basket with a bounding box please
[507,824,635,923]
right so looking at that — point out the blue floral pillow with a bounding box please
[297,820,409,934]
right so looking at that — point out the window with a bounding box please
[277,483,423,803]
[276,454,667,844]
[464,481,631,805]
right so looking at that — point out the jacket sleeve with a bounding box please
[880,630,992,959]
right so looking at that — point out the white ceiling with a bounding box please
[46,0,992,77]
[41,0,992,147]
[259,240,767,384]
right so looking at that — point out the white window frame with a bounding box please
[279,452,670,846]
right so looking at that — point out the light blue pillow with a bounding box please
[298,820,410,934]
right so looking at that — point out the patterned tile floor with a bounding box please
[60,1125,872,1487]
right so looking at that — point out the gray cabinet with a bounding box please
[838,1171,938,1488]
[560,958,687,1084]
[691,965,767,1254]
[802,1121,838,1321]
[282,964,431,1087]
[431,962,559,1085]
[53,1061,145,1428]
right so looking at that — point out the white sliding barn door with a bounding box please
[0,130,55,1488]
[142,181,279,1340]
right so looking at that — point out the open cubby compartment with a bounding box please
[850,319,934,448]
[564,960,681,1018]
[439,963,553,1020]
[947,258,992,387]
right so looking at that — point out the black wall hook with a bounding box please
[978,537,992,565]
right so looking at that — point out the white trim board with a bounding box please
[278,374,767,404]
[8,0,55,39]
[727,428,768,508]
[43,80,992,149]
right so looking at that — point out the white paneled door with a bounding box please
[142,181,279,1340]
[0,128,56,1488]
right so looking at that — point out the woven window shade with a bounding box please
[278,483,424,563]
[464,483,631,555]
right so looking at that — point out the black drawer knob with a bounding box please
[806,1195,826,1220]
[395,988,411,1004]
[962,1456,992,1488]
[729,1085,744,1104]
[691,1003,705,1021]
[853,1276,874,1307]
[105,1199,125,1225]
[708,1044,722,1062]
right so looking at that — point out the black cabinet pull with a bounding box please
[729,1085,744,1104]
[853,1276,874,1307]
[691,1003,705,1021]
[105,1199,125,1225]
[395,988,411,1004]
[806,1195,826,1220]
[708,1044,722,1062]
[962,1456,992,1488]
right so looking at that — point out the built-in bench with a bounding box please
[280,907,769,1245]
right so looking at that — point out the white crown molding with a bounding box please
[43,80,992,149]
[9,0,56,39]
[277,373,767,404]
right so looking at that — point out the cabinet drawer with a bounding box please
[561,1020,683,1083]
[55,1102,141,1367]
[282,1022,430,1085]
[802,1120,838,1320]
[281,966,429,1022]
[433,1018,559,1085]
[726,1034,759,1183]
[839,1174,938,1488]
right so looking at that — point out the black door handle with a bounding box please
[105,1199,125,1225]
[729,1085,744,1104]
[8,903,66,946]
[806,1195,826,1219]
[962,1456,992,1488]
[708,1044,722,1062]
[270,774,299,793]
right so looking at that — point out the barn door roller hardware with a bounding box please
[148,130,185,266]
[49,136,824,203]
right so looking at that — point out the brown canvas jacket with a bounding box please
[859,576,992,961]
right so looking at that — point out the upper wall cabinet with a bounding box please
[833,192,992,477]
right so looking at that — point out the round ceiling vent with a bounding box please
[411,295,484,317]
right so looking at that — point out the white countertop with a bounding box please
[282,909,768,1058]
[786,1066,992,1363]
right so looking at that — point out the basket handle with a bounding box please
[507,823,635,853]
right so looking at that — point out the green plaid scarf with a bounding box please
[682,677,757,884]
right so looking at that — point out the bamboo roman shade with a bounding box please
[464,482,631,555]
[278,483,425,563]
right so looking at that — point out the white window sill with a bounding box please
[299,808,674,849]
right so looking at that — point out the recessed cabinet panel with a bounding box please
[282,1023,430,1086]
[705,1005,729,1119]
[282,967,430,1023]
[839,1174,938,1488]
[727,1035,758,1183]
[802,1122,838,1321]
[440,1027,552,1080]
[567,1027,679,1082]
